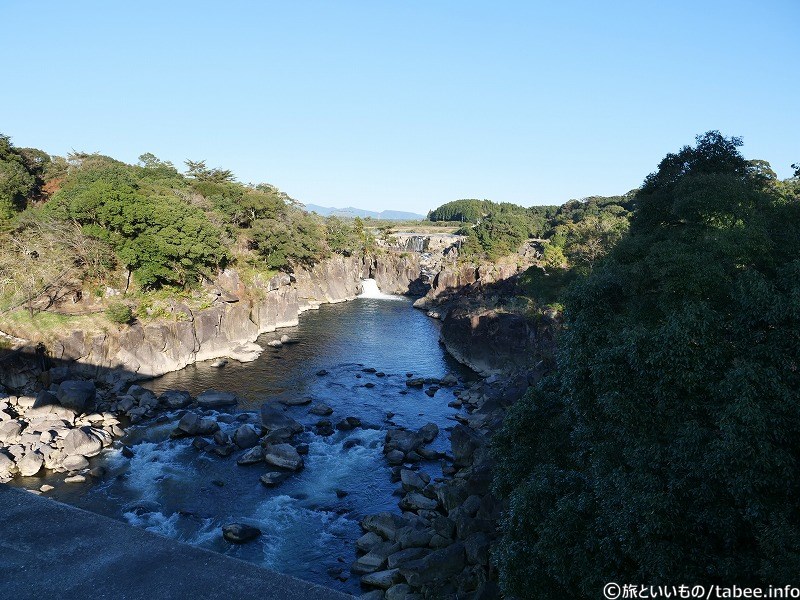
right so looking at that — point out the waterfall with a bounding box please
[358,279,405,300]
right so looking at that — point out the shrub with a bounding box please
[105,301,133,324]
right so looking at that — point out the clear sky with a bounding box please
[2,1,797,214]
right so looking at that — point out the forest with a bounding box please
[492,132,800,598]
[0,136,373,322]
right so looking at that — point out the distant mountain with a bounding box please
[303,204,424,221]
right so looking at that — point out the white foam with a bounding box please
[358,279,406,300]
[122,440,195,504]
[123,509,180,537]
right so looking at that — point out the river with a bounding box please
[25,283,474,594]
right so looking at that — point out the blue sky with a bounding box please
[2,1,797,214]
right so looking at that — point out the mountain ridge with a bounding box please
[303,203,425,221]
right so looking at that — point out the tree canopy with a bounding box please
[493,132,800,598]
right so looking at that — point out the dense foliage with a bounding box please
[493,132,800,598]
[0,134,51,221]
[0,135,372,299]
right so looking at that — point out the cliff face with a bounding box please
[439,306,557,376]
[364,252,427,296]
[0,242,542,390]
[8,253,424,386]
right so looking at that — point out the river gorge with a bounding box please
[6,285,479,594]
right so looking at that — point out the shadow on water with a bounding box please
[1,296,477,595]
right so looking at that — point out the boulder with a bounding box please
[399,542,466,587]
[361,569,401,590]
[405,378,424,388]
[335,416,361,431]
[17,451,44,477]
[211,443,235,457]
[175,413,219,437]
[196,390,238,409]
[260,403,303,433]
[384,429,423,454]
[159,390,193,409]
[440,373,459,387]
[127,385,157,405]
[263,443,304,471]
[418,423,439,443]
[0,452,16,477]
[361,512,409,541]
[450,425,485,466]
[32,390,59,409]
[395,526,434,549]
[356,531,383,553]
[233,424,259,449]
[308,402,333,416]
[260,471,290,487]
[62,427,103,458]
[62,454,90,471]
[437,479,469,514]
[236,446,265,465]
[386,450,405,465]
[57,380,96,413]
[222,523,261,544]
[387,547,429,569]
[399,492,439,512]
[0,420,24,444]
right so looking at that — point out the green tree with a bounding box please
[493,132,800,598]
[48,164,226,288]
[0,134,37,220]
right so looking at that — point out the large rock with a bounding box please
[260,403,303,434]
[236,446,264,465]
[0,420,24,444]
[260,471,290,487]
[399,492,439,512]
[418,422,439,443]
[399,542,466,587]
[62,454,90,471]
[385,429,424,454]
[222,523,261,544]
[262,443,303,471]
[361,512,409,541]
[308,403,333,416]
[62,427,103,458]
[450,425,485,467]
[400,469,426,492]
[361,569,402,590]
[232,424,259,449]
[175,413,219,436]
[32,390,59,409]
[17,451,44,477]
[56,380,96,412]
[159,390,192,409]
[356,531,383,553]
[196,390,238,409]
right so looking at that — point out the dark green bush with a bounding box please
[105,301,133,324]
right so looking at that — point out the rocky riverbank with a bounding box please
[0,361,534,599]
[0,251,427,393]
[351,369,542,599]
